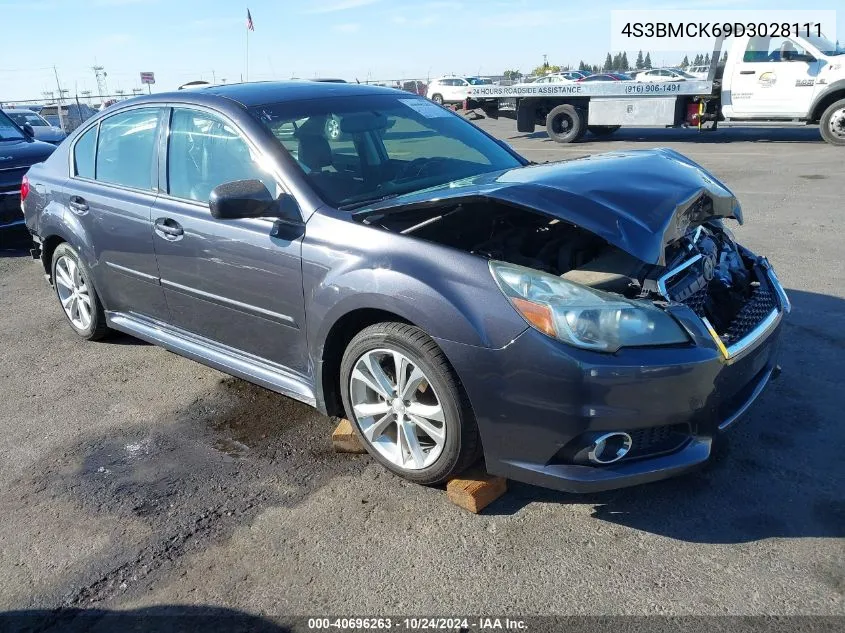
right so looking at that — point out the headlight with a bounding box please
[489,261,689,352]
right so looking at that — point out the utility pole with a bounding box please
[53,66,66,132]
[92,65,108,100]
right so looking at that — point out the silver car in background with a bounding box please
[3,109,67,144]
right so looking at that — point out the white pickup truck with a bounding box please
[469,32,845,145]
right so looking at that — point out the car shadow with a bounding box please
[483,287,845,544]
[508,126,824,145]
[0,226,33,258]
[0,606,290,632]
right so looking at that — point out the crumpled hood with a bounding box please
[362,148,741,265]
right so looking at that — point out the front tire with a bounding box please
[339,322,480,485]
[51,243,109,340]
[546,104,585,143]
[431,94,444,105]
[819,98,845,146]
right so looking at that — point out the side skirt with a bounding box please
[106,311,317,407]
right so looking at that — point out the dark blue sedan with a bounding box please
[21,81,788,492]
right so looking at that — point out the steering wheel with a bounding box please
[393,157,449,183]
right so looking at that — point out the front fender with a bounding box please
[301,211,528,362]
[809,79,845,120]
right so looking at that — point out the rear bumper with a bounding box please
[436,279,786,494]
[0,190,23,227]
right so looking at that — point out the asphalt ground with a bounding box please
[0,119,843,628]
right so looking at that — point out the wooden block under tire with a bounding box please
[446,470,507,514]
[331,418,367,454]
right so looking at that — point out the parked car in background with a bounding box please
[685,65,710,79]
[3,108,67,144]
[635,68,696,82]
[0,109,56,228]
[22,81,788,493]
[38,103,97,132]
[402,80,427,96]
[426,77,492,105]
[578,73,633,82]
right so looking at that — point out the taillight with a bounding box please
[20,174,30,202]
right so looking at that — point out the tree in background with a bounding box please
[704,53,711,66]
[503,70,522,80]
[621,52,629,70]
[532,64,560,76]
[636,50,644,70]
[721,51,728,63]
[603,53,613,71]
[578,60,590,71]
[682,55,690,68]
[644,52,652,68]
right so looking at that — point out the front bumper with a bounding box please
[437,268,787,494]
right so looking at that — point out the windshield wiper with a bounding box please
[341,193,402,212]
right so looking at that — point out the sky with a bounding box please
[0,0,842,102]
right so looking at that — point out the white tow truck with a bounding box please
[468,32,845,145]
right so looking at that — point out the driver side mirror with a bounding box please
[209,179,302,225]
[22,122,35,138]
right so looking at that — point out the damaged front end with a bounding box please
[354,147,789,359]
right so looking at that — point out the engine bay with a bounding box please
[361,198,767,342]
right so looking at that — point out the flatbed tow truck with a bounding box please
[467,33,845,145]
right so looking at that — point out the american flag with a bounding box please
[246,9,254,31]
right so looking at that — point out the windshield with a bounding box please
[466,78,492,85]
[8,111,49,127]
[0,110,26,141]
[251,94,523,208]
[803,33,844,56]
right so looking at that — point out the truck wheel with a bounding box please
[546,104,584,143]
[431,94,444,105]
[588,125,620,137]
[820,98,845,146]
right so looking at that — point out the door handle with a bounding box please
[739,70,756,75]
[68,195,88,213]
[154,217,184,240]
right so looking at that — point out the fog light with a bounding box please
[587,432,633,465]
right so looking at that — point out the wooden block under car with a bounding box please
[446,470,507,514]
[331,418,367,454]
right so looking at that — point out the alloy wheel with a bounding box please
[349,348,446,470]
[54,255,92,330]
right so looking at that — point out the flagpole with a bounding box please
[246,22,249,82]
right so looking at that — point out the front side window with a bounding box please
[744,37,810,62]
[9,112,50,127]
[252,94,523,208]
[167,108,276,203]
[74,126,97,179]
[95,108,161,190]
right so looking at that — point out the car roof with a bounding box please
[116,80,402,109]
[2,108,39,114]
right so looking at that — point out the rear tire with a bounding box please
[546,104,585,143]
[339,322,480,485]
[588,125,620,137]
[431,94,444,105]
[819,98,845,146]
[51,242,109,341]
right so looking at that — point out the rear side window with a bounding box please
[95,108,161,190]
[74,126,97,179]
[167,108,276,204]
